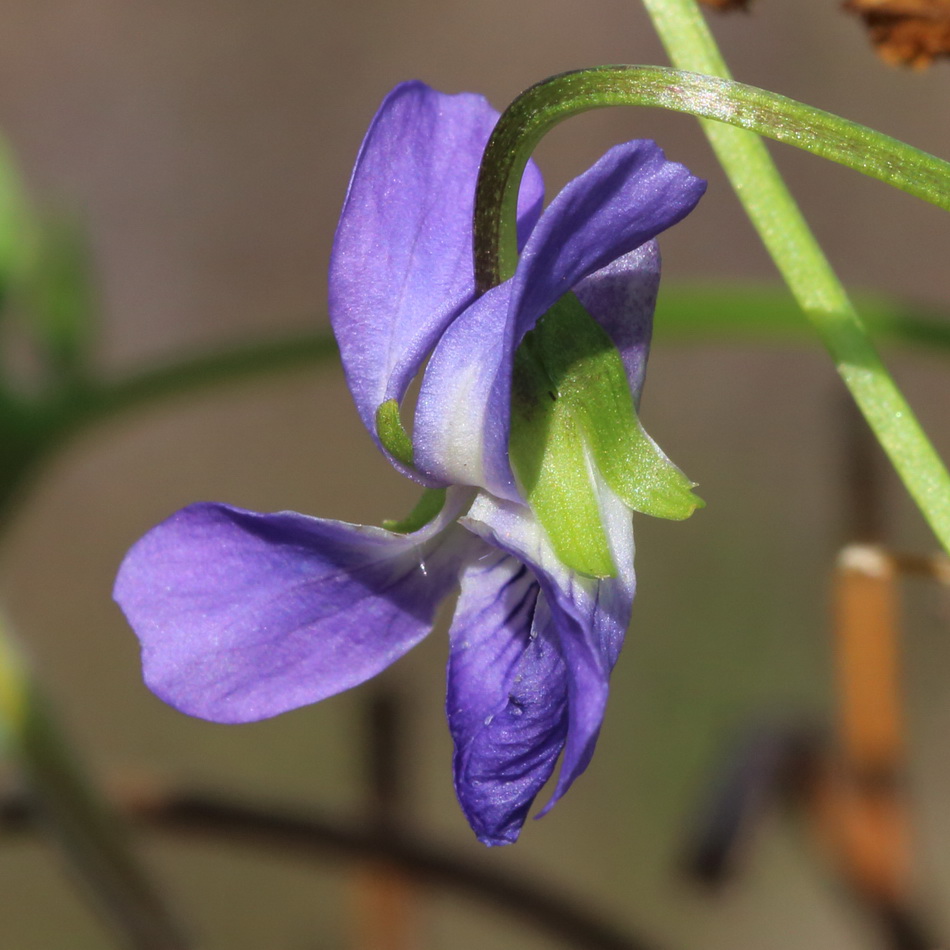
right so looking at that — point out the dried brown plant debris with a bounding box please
[845,0,950,67]
[699,0,753,10]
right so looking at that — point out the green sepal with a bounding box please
[375,398,414,468]
[511,371,616,577]
[382,488,447,534]
[510,293,701,578]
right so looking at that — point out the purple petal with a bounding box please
[510,139,705,342]
[412,280,520,500]
[446,548,568,845]
[462,482,635,812]
[573,241,660,405]
[114,494,475,723]
[329,81,543,473]
[413,139,704,493]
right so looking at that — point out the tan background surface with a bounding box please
[1,2,950,948]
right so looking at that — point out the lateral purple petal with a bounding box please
[329,81,543,469]
[412,280,520,500]
[114,500,473,723]
[446,549,568,845]
[462,486,635,812]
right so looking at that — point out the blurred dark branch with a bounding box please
[890,551,950,584]
[354,689,415,950]
[366,689,404,832]
[876,905,935,950]
[0,782,665,950]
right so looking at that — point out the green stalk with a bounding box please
[474,63,950,552]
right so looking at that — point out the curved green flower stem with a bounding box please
[474,68,950,289]
[474,65,950,553]
[0,619,188,950]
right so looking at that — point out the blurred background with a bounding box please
[1,1,950,948]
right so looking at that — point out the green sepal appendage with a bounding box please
[376,398,414,468]
[382,488,447,534]
[509,293,702,578]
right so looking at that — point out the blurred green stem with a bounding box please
[0,330,339,528]
[67,330,339,427]
[0,137,191,949]
[0,619,188,950]
[654,286,950,351]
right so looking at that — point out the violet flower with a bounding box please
[114,81,705,845]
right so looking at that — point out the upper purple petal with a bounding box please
[462,481,635,813]
[413,139,704,494]
[446,548,568,845]
[509,139,704,342]
[113,495,475,723]
[329,81,543,475]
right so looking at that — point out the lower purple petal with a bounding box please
[447,548,568,845]
[462,488,635,812]
[114,498,474,723]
